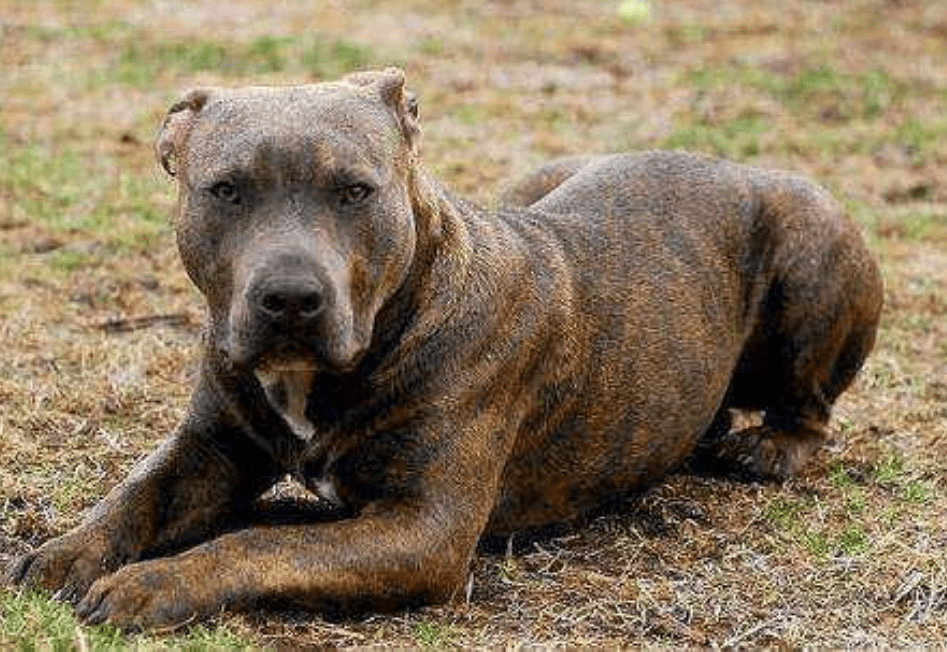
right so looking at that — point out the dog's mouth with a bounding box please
[224,326,364,374]
[259,342,364,372]
[222,336,317,372]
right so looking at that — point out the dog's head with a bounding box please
[156,68,424,374]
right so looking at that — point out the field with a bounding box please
[1,0,946,647]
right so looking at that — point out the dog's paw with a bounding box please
[689,424,825,481]
[76,558,220,631]
[3,532,112,604]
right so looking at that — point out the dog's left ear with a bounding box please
[375,68,421,151]
[343,68,420,149]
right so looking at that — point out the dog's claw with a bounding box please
[2,554,30,587]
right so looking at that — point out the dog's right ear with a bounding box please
[156,89,212,177]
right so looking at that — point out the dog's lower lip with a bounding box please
[254,357,320,377]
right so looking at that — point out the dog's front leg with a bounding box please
[75,503,479,629]
[3,372,281,605]
[73,404,510,630]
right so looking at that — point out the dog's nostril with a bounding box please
[262,293,288,315]
[260,288,323,319]
[298,293,323,316]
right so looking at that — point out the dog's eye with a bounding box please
[339,183,373,206]
[210,181,241,204]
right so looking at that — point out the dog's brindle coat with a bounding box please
[4,69,883,628]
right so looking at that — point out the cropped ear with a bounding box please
[155,88,212,177]
[348,68,421,152]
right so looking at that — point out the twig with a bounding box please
[722,616,776,648]
[94,313,192,333]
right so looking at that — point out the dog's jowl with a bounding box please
[4,68,883,629]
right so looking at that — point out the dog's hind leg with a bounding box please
[691,262,881,481]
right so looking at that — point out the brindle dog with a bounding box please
[4,68,883,629]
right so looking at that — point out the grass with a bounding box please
[0,132,171,259]
[0,591,256,650]
[878,207,947,242]
[2,0,947,647]
[0,591,125,651]
[114,33,375,85]
[412,620,459,648]
[1,139,92,226]
[663,61,920,164]
[893,116,947,164]
[662,112,770,158]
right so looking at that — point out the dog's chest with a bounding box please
[255,368,346,507]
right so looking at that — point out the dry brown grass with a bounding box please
[2,0,946,647]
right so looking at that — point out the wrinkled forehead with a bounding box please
[185,84,403,179]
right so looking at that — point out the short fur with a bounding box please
[4,68,883,629]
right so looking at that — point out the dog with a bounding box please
[4,68,883,629]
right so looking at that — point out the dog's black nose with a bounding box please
[257,279,325,322]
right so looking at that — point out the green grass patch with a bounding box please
[46,463,108,521]
[891,117,947,165]
[765,495,805,533]
[686,62,904,123]
[792,65,898,121]
[412,620,457,649]
[662,112,769,158]
[246,35,296,73]
[49,248,96,273]
[453,104,488,127]
[0,591,257,650]
[827,461,855,490]
[21,20,130,45]
[106,172,173,251]
[765,469,889,561]
[111,33,374,86]
[878,208,947,242]
[417,37,446,56]
[0,140,94,228]
[302,38,374,79]
[0,134,172,259]
[666,62,912,160]
[0,591,125,651]
[664,22,710,46]
[116,37,282,85]
[901,479,934,505]
[872,452,906,486]
[802,531,830,558]
[844,489,866,515]
[837,525,869,556]
[878,453,939,507]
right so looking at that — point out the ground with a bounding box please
[1,0,945,648]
